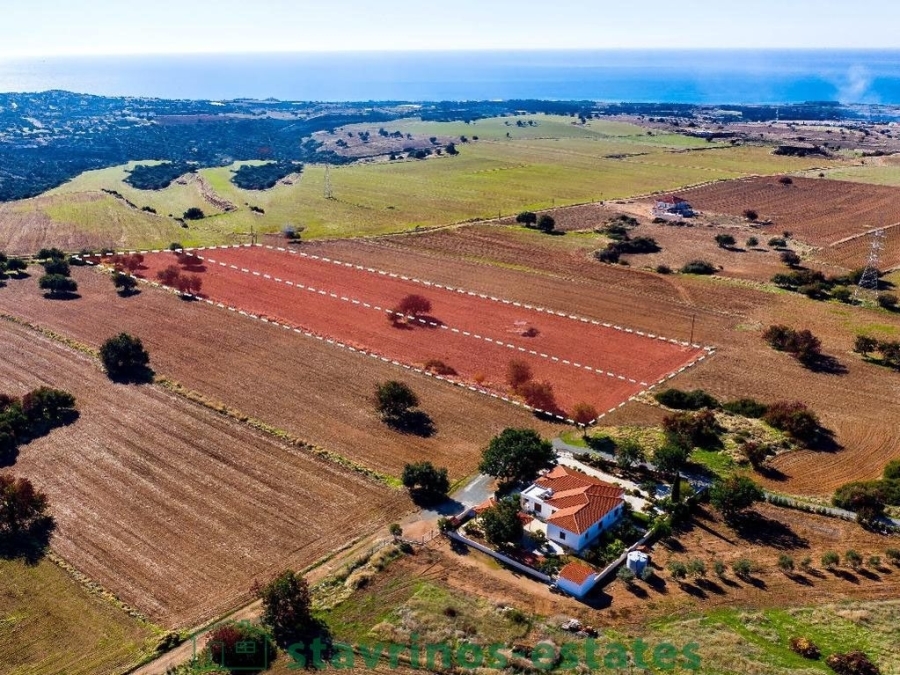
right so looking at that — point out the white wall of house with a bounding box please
[557,574,595,598]
[547,503,624,552]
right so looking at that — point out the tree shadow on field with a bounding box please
[386,410,436,438]
[808,427,842,453]
[0,516,56,565]
[730,511,809,550]
[756,465,788,482]
[42,292,81,301]
[108,365,155,385]
[805,354,848,376]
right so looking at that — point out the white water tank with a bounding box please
[626,550,649,576]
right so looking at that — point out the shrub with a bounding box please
[481,498,524,549]
[681,260,717,275]
[746,236,759,247]
[423,359,457,376]
[777,554,795,573]
[713,559,726,577]
[762,325,822,365]
[825,651,880,675]
[821,551,840,569]
[100,333,151,383]
[36,247,65,261]
[722,398,768,418]
[656,264,672,274]
[714,233,736,248]
[183,207,205,220]
[617,566,636,585]
[779,176,794,186]
[663,410,720,448]
[884,460,900,481]
[687,558,707,578]
[833,481,886,522]
[886,548,900,565]
[667,560,687,580]
[789,637,820,659]
[763,401,820,443]
[844,549,863,570]
[732,557,753,578]
[799,556,813,572]
[741,441,771,468]
[42,258,70,276]
[743,209,759,221]
[654,388,719,410]
[615,438,645,469]
[595,247,621,264]
[768,237,787,248]
[780,250,801,267]
[832,287,854,304]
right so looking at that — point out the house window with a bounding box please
[534,503,541,513]
[558,531,566,540]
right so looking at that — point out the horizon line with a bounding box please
[4,46,900,59]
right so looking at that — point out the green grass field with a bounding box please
[5,115,847,252]
[0,557,158,674]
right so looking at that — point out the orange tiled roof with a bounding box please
[473,497,497,514]
[558,561,595,585]
[535,466,624,535]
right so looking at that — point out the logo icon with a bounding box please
[192,619,270,672]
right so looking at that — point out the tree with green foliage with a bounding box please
[821,551,840,569]
[687,558,707,579]
[617,566,635,585]
[480,497,524,549]
[201,621,273,670]
[253,570,313,645]
[0,474,53,541]
[38,274,78,298]
[832,481,886,524]
[375,381,419,422]
[42,258,70,276]
[401,461,450,505]
[663,409,720,449]
[710,475,764,521]
[722,398,768,418]
[183,207,205,220]
[844,549,863,570]
[515,211,537,227]
[653,443,690,502]
[36,248,65,261]
[99,333,151,383]
[112,272,138,296]
[537,214,556,234]
[732,557,754,578]
[854,335,879,357]
[479,428,555,484]
[746,236,759,248]
[780,250,801,267]
[4,258,27,275]
[615,438,646,470]
[654,388,719,410]
[680,260,717,275]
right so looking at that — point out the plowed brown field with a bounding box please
[0,320,402,629]
[299,234,900,498]
[0,268,545,481]
[678,176,900,247]
[109,245,706,419]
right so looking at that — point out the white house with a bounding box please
[521,466,625,553]
[556,561,598,598]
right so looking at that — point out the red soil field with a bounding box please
[678,176,900,247]
[110,246,707,419]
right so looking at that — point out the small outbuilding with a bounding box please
[556,561,599,599]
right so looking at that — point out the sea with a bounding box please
[1,50,900,104]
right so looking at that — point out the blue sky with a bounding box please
[1,0,898,57]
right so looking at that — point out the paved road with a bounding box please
[420,473,494,520]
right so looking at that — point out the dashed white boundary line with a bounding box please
[192,252,648,386]
[79,247,716,426]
